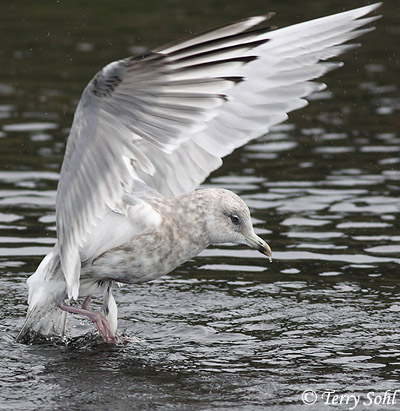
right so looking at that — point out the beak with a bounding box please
[245,233,272,261]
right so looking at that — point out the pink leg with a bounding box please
[81,295,91,310]
[56,294,117,344]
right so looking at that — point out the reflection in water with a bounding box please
[0,0,399,409]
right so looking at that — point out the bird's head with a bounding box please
[198,188,272,260]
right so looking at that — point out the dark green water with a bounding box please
[0,1,399,410]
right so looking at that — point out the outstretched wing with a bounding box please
[138,3,382,195]
[56,3,381,299]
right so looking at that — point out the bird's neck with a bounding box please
[163,192,210,248]
[145,192,211,259]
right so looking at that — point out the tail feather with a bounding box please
[17,248,68,343]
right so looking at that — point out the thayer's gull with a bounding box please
[17,3,381,343]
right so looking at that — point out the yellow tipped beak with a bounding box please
[245,234,272,261]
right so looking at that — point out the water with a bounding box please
[0,1,399,409]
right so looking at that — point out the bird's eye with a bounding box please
[230,214,240,224]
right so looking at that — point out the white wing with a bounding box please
[56,3,381,298]
[138,3,382,195]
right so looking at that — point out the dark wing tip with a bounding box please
[91,65,124,98]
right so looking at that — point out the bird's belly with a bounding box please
[81,235,206,285]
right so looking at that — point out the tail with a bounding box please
[16,248,68,343]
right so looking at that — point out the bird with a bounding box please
[17,3,381,344]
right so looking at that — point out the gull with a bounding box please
[17,3,381,344]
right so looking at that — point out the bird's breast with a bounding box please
[82,218,209,284]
